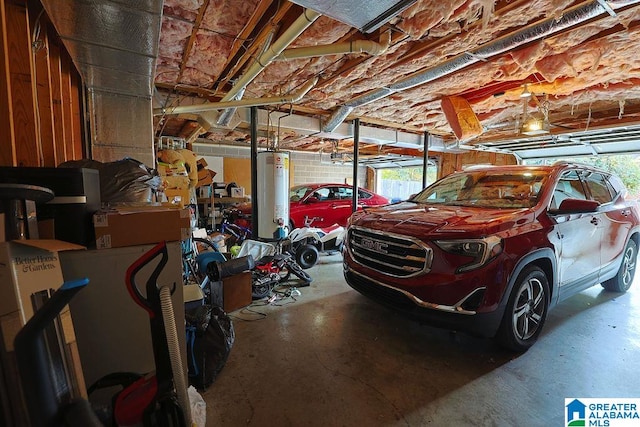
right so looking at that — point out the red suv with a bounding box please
[343,162,640,351]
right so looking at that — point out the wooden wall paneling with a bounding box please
[48,38,65,165]
[5,0,38,166]
[60,53,72,162]
[222,157,251,195]
[33,19,55,166]
[438,152,455,178]
[0,0,16,166]
[366,166,375,190]
[70,69,83,160]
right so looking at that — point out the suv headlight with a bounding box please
[434,235,503,273]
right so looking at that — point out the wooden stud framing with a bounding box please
[4,0,38,166]
[0,0,16,166]
[0,0,84,167]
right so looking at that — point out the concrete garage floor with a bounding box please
[202,253,640,426]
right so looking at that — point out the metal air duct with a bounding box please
[40,0,163,165]
[289,0,417,33]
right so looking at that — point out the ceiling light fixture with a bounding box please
[520,84,531,98]
[519,90,550,135]
[520,116,550,136]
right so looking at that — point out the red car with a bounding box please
[233,183,389,230]
[343,162,640,351]
[288,183,389,228]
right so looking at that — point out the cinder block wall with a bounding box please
[192,144,367,187]
[288,151,367,186]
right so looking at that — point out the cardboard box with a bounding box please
[0,240,85,321]
[37,218,56,240]
[209,271,252,312]
[164,188,192,207]
[93,207,191,249]
[0,240,86,426]
[196,157,208,169]
[196,168,215,188]
[197,168,210,181]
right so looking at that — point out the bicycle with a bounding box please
[220,209,252,247]
[182,236,223,287]
[250,240,312,299]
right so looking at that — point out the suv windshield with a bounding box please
[412,169,548,209]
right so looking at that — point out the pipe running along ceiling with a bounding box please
[39,1,640,163]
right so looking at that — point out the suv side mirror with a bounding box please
[556,198,600,213]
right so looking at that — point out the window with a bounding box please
[583,172,614,204]
[290,185,312,201]
[313,188,332,200]
[551,170,587,210]
[358,189,372,200]
[607,174,625,197]
[337,187,352,199]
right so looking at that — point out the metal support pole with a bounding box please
[422,131,429,189]
[250,106,259,238]
[352,119,360,213]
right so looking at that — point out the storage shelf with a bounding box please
[197,196,249,204]
[197,193,250,230]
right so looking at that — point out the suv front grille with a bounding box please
[347,226,432,277]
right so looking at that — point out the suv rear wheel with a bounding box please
[602,239,637,293]
[497,266,550,352]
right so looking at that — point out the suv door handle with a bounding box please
[590,217,599,225]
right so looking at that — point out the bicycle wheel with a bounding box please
[286,259,313,283]
[252,283,271,299]
[278,266,291,282]
[192,237,220,254]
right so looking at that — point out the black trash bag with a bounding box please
[59,158,162,203]
[185,305,234,391]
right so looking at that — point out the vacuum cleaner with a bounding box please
[122,241,191,427]
[14,241,192,426]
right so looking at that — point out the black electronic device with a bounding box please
[0,167,100,246]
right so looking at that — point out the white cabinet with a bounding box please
[60,242,185,389]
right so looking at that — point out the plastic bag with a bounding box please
[185,305,235,391]
[188,386,206,427]
[59,158,162,203]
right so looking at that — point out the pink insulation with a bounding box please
[156,0,640,144]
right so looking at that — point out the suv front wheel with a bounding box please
[602,239,637,293]
[497,266,550,352]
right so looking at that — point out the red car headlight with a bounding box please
[434,235,503,273]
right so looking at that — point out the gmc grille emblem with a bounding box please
[361,237,388,254]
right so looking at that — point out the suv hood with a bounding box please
[351,201,535,238]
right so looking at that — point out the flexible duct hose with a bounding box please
[207,255,255,281]
[159,285,192,426]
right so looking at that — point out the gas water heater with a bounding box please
[256,151,289,239]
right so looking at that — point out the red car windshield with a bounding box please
[290,185,314,201]
[412,169,549,209]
